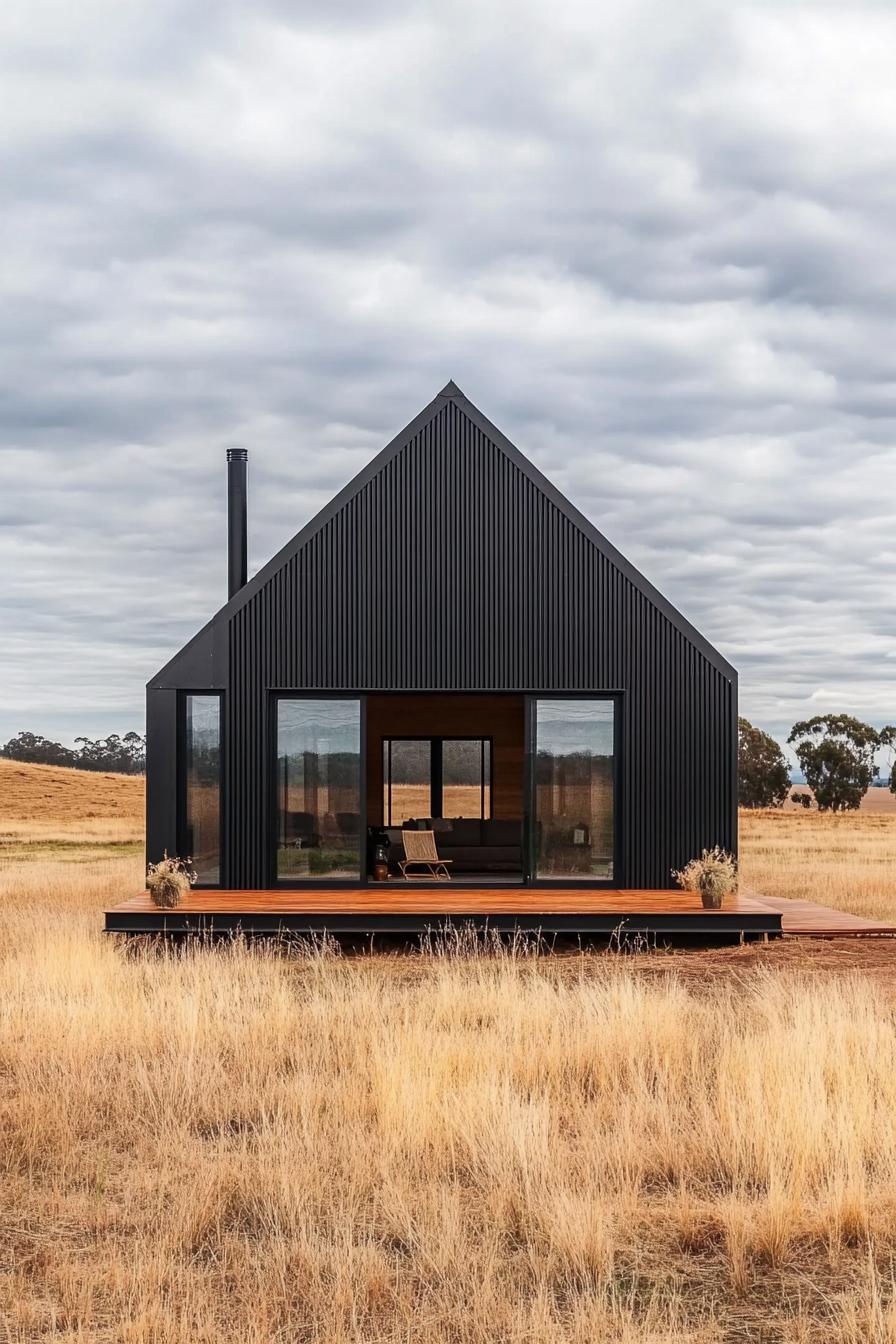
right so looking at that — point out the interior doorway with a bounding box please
[367,694,524,883]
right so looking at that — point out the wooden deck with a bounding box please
[104,887,896,941]
[105,887,783,940]
[758,895,896,938]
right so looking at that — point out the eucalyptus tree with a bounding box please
[787,714,880,812]
[879,725,896,793]
[737,717,790,808]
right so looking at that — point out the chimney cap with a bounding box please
[227,447,248,462]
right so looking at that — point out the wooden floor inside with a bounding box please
[106,887,783,939]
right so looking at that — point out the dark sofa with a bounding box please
[387,818,522,874]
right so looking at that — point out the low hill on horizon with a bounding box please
[0,757,144,835]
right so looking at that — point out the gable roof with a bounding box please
[150,382,735,685]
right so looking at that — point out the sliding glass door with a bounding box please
[531,698,615,882]
[276,698,362,881]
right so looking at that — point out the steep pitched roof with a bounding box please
[150,383,734,685]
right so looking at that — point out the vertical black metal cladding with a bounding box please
[227,448,248,599]
[145,687,177,866]
[200,392,738,889]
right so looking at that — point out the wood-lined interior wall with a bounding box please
[365,694,525,824]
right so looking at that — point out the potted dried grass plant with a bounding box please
[673,846,737,909]
[146,852,197,909]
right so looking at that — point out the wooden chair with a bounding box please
[398,829,453,882]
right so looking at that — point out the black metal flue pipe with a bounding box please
[227,448,248,598]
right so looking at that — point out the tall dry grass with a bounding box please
[3,772,896,1339]
[1,817,142,846]
[4,851,896,1340]
[740,809,896,922]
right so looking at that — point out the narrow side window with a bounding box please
[182,694,221,884]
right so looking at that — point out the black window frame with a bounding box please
[177,690,224,889]
[382,735,493,825]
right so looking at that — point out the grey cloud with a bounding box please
[1,0,896,750]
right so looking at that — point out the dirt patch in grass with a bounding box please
[624,935,896,995]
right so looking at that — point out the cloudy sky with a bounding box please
[2,0,895,757]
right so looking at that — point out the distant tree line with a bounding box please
[0,730,146,775]
[739,714,896,813]
[5,714,894,803]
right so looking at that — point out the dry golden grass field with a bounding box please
[3,765,896,1341]
[0,757,144,844]
[740,805,896,923]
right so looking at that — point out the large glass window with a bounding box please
[183,694,221,885]
[533,699,614,881]
[382,737,492,823]
[277,699,361,880]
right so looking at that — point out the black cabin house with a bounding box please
[136,382,747,933]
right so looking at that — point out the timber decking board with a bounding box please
[109,888,775,917]
[105,888,896,939]
[758,895,896,938]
